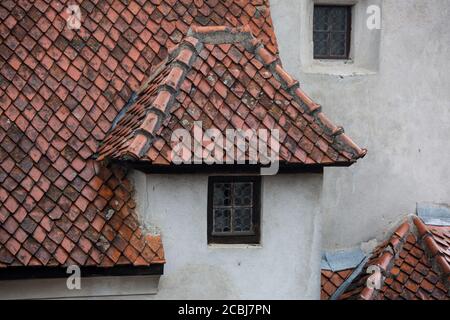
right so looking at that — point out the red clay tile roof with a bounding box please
[326,217,450,300]
[321,268,354,300]
[97,25,366,165]
[0,0,278,269]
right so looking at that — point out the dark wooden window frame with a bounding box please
[313,5,352,60]
[207,176,261,244]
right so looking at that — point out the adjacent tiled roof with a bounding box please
[320,247,366,300]
[0,0,278,269]
[97,26,367,165]
[321,268,354,300]
[327,217,450,300]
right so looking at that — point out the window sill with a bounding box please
[302,60,377,77]
[207,244,262,249]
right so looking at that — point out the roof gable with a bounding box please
[97,26,367,166]
[329,217,450,300]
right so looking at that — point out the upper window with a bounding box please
[207,176,261,244]
[313,5,352,59]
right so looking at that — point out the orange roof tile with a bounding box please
[325,218,450,300]
[0,0,279,270]
[97,26,366,165]
[321,268,354,300]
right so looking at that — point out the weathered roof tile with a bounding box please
[1,0,279,269]
[324,217,450,300]
[98,26,366,165]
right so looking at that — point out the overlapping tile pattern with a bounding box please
[0,0,278,268]
[414,217,450,285]
[333,218,450,300]
[97,26,367,165]
[321,268,353,300]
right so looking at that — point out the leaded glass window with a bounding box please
[313,5,352,59]
[208,176,261,244]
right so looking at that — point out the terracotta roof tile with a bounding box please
[1,0,279,270]
[321,268,354,300]
[414,217,450,277]
[97,26,366,165]
[327,217,450,300]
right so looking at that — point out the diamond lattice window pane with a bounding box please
[330,32,346,56]
[214,208,231,233]
[330,7,348,31]
[213,183,232,206]
[314,7,329,31]
[314,32,329,56]
[234,182,252,206]
[233,208,252,232]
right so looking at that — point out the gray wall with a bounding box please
[270,0,450,249]
[132,171,323,299]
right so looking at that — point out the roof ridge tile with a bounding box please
[255,45,278,66]
[116,37,202,160]
[356,220,411,300]
[98,24,367,164]
[188,25,254,44]
[333,216,450,300]
[413,217,450,285]
[244,37,368,161]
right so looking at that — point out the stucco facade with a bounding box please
[270,0,450,249]
[131,171,323,299]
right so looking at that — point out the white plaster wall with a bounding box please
[270,0,450,249]
[132,171,323,299]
